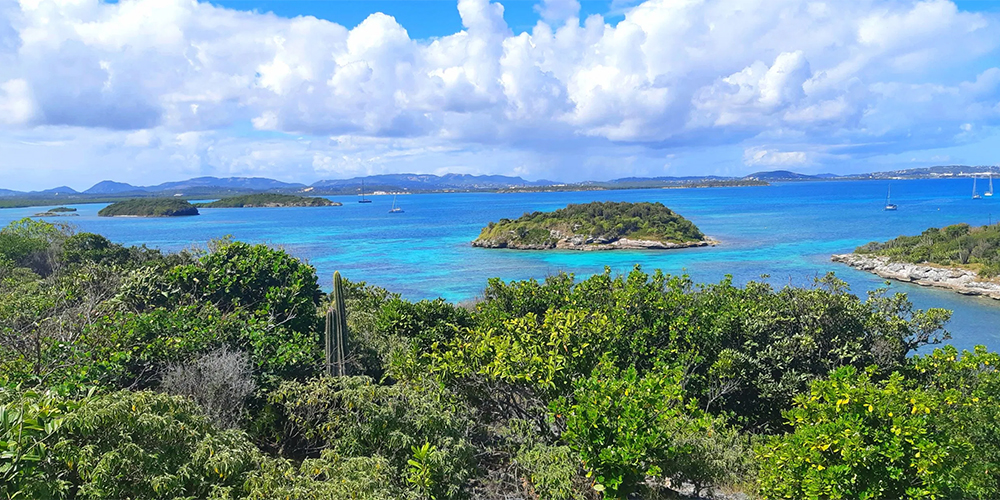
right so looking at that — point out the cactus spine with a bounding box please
[325,271,349,377]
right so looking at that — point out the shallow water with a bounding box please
[4,178,1000,353]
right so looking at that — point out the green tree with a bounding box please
[757,366,993,499]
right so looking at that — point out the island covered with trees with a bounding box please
[834,223,1000,299]
[473,201,713,250]
[33,206,78,217]
[195,193,342,208]
[4,217,998,499]
[97,198,199,217]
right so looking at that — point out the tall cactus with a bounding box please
[325,271,349,377]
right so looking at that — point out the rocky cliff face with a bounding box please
[831,254,1000,300]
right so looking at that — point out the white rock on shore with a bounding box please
[831,253,1000,300]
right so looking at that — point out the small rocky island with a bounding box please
[33,206,78,217]
[195,194,342,208]
[833,223,1000,300]
[98,198,199,217]
[473,201,714,250]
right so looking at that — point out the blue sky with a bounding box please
[207,0,620,38]
[0,0,999,190]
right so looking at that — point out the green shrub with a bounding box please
[167,241,324,335]
[267,376,478,499]
[756,366,994,499]
[0,389,263,500]
[0,388,81,499]
[435,268,948,432]
[0,218,68,276]
[557,362,738,499]
[514,444,592,500]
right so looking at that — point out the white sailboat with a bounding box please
[884,185,897,211]
[358,179,372,203]
[388,194,403,213]
[973,176,983,200]
[986,171,994,197]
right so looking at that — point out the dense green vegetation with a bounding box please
[195,194,341,208]
[33,207,79,217]
[857,223,1000,277]
[475,201,706,248]
[4,217,1000,499]
[98,198,199,217]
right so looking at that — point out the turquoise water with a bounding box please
[4,178,1000,352]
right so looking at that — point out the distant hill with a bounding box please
[35,186,79,194]
[149,176,307,192]
[0,188,24,197]
[311,173,551,190]
[85,180,143,194]
[744,170,820,181]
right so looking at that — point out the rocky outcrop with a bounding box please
[831,253,1000,300]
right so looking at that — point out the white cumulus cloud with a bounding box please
[0,0,998,188]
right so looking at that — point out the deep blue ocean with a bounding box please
[4,178,1000,353]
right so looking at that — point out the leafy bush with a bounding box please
[0,217,68,276]
[514,443,593,500]
[165,241,324,335]
[433,268,948,431]
[59,233,130,267]
[245,451,404,500]
[267,376,478,499]
[557,362,740,499]
[756,366,995,500]
[1,389,263,500]
[0,388,81,499]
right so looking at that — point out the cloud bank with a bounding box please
[0,0,998,189]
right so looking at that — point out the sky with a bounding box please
[0,0,999,190]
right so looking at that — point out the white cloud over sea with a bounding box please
[0,0,999,189]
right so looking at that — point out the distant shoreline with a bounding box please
[2,181,768,210]
[4,173,997,211]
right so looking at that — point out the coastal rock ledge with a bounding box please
[831,254,1000,300]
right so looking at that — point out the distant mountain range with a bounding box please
[311,173,550,190]
[3,166,999,200]
[82,177,306,195]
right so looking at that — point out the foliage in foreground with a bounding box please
[757,347,1000,499]
[2,218,1000,500]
